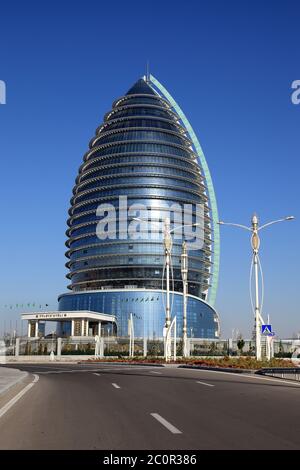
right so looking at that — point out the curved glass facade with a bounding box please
[58,290,219,339]
[59,77,220,338]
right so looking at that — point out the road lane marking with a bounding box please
[196,381,215,387]
[112,383,121,389]
[12,366,62,370]
[238,374,300,387]
[0,374,39,420]
[150,371,162,375]
[190,369,300,387]
[36,369,103,374]
[93,373,101,376]
[35,366,154,374]
[36,370,73,374]
[151,413,182,434]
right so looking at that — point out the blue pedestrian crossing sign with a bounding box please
[262,324,272,335]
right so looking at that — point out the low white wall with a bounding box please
[4,355,96,363]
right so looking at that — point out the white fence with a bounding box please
[1,336,300,361]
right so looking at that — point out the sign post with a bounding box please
[262,325,274,360]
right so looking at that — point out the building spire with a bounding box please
[146,60,150,83]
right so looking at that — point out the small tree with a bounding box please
[177,339,183,356]
[222,341,229,356]
[248,341,255,356]
[148,341,161,357]
[237,337,245,355]
[209,342,217,355]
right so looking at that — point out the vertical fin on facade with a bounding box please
[147,74,220,306]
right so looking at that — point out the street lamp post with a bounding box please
[251,214,262,360]
[181,241,188,357]
[164,218,172,333]
[128,313,135,358]
[133,217,199,361]
[219,214,294,361]
[165,220,200,360]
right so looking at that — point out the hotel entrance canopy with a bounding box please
[21,311,116,338]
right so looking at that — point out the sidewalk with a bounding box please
[0,367,28,395]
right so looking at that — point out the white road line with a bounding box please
[150,371,162,375]
[190,369,300,387]
[93,373,101,376]
[15,366,62,370]
[97,367,155,371]
[37,370,72,374]
[237,374,300,387]
[37,369,103,374]
[196,381,215,387]
[112,383,121,389]
[0,374,39,420]
[151,413,182,434]
[36,367,152,374]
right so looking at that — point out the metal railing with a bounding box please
[256,367,300,381]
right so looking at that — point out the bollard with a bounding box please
[143,337,147,357]
[15,338,20,358]
[57,338,62,358]
[100,337,104,358]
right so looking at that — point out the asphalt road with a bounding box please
[0,363,300,450]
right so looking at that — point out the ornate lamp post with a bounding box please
[219,214,294,361]
[181,241,188,357]
[133,217,200,361]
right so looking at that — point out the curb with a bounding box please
[78,361,164,367]
[0,367,29,396]
[178,364,255,374]
[80,362,256,373]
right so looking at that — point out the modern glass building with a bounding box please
[58,76,220,339]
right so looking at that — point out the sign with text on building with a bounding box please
[32,313,68,320]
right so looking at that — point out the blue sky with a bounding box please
[0,0,299,338]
